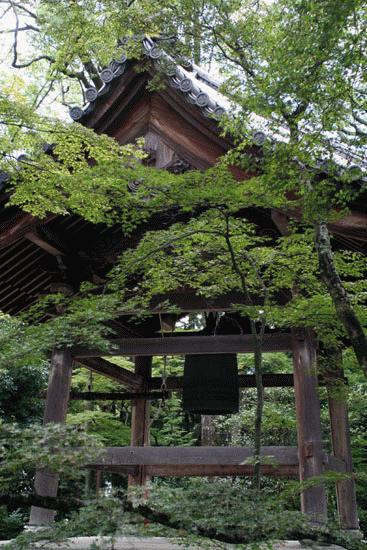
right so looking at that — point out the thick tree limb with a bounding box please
[314,221,367,378]
[0,493,82,512]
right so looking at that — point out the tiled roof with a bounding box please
[69,37,228,123]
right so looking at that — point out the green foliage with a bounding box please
[0,422,102,493]
[0,508,25,542]
[0,363,47,424]
[0,0,367,543]
[67,410,131,447]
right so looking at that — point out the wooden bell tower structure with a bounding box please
[0,37,364,531]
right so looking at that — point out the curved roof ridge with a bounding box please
[69,38,228,123]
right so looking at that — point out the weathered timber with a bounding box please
[67,391,168,401]
[129,356,152,486]
[325,360,359,529]
[149,373,332,390]
[75,357,143,389]
[90,464,299,477]
[292,329,328,522]
[24,231,64,256]
[150,93,224,169]
[86,446,345,477]
[29,348,73,526]
[150,373,295,390]
[98,74,148,135]
[0,213,40,249]
[90,445,299,466]
[87,67,145,130]
[201,415,216,446]
[73,333,292,358]
[112,93,151,145]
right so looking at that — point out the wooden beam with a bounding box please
[67,391,168,401]
[150,373,296,390]
[150,373,331,391]
[86,446,344,478]
[29,348,73,526]
[292,329,328,523]
[73,333,292,358]
[24,231,64,256]
[0,213,56,249]
[74,358,143,390]
[89,445,299,466]
[91,464,299,477]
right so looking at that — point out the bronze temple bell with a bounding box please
[183,354,239,414]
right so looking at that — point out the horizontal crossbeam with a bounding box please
[150,373,295,390]
[86,446,346,478]
[67,391,169,401]
[73,333,292,358]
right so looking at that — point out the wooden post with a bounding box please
[29,348,73,526]
[292,329,328,523]
[128,356,152,486]
[322,349,359,530]
[201,415,216,446]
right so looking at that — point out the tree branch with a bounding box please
[0,24,39,33]
[0,0,37,19]
[314,220,367,378]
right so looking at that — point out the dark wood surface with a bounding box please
[292,330,328,522]
[74,357,143,389]
[129,356,152,486]
[92,445,300,465]
[86,446,345,479]
[29,348,73,526]
[326,366,359,529]
[73,333,293,358]
[67,391,168,401]
[150,373,295,390]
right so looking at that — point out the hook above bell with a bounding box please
[183,354,239,415]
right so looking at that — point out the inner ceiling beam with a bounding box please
[74,357,144,389]
[24,231,64,257]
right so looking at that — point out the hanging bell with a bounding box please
[183,354,239,415]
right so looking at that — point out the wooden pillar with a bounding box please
[29,348,73,526]
[201,415,216,446]
[128,356,152,486]
[322,349,359,530]
[292,329,328,523]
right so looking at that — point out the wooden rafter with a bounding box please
[74,357,144,389]
[24,231,64,256]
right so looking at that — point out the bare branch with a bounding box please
[10,1,54,68]
[0,24,39,33]
[0,0,37,19]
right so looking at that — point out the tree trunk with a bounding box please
[314,221,367,378]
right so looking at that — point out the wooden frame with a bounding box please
[86,446,346,479]
[73,333,292,358]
